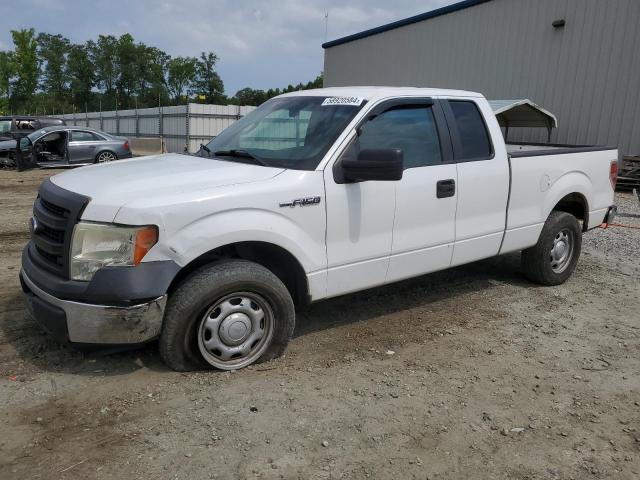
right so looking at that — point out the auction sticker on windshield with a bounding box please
[321,97,365,106]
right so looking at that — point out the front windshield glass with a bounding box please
[203,96,366,170]
[27,129,47,142]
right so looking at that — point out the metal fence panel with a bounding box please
[56,103,256,154]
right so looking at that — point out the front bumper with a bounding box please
[20,270,167,344]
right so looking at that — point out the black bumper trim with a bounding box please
[22,245,181,306]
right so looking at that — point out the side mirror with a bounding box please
[341,148,403,182]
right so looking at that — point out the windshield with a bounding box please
[27,129,47,142]
[203,96,366,170]
[0,120,11,135]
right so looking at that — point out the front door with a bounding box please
[376,101,457,282]
[324,133,396,297]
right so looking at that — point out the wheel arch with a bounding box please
[550,191,589,231]
[168,241,310,306]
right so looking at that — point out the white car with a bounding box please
[20,87,618,371]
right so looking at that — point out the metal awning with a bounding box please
[489,99,557,141]
[489,99,558,129]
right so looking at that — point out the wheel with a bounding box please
[159,259,295,371]
[95,151,117,163]
[521,211,582,285]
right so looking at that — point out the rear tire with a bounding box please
[521,211,582,285]
[159,259,295,372]
[95,151,117,163]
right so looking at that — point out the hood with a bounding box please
[0,138,16,152]
[50,153,284,221]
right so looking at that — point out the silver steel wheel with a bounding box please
[549,228,574,273]
[97,151,116,162]
[197,292,274,370]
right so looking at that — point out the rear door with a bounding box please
[68,130,100,163]
[442,99,510,266]
[383,99,458,282]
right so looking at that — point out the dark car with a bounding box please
[3,126,132,170]
[0,116,66,140]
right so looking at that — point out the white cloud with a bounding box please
[0,0,453,94]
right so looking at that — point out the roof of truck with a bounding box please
[279,86,483,100]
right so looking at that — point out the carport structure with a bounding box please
[489,99,557,142]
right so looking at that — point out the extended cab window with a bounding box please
[448,100,492,160]
[355,106,442,169]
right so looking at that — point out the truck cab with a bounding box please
[20,87,617,372]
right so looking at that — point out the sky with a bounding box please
[0,0,454,95]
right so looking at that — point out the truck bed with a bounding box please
[500,143,618,255]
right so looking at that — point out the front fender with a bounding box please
[148,208,327,275]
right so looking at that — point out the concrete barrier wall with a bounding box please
[129,137,166,156]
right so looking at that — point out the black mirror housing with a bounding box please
[341,148,403,182]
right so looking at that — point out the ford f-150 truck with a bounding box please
[20,87,618,371]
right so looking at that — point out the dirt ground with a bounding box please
[0,168,638,480]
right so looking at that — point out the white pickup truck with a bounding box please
[20,87,618,371]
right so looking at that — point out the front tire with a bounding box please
[159,260,295,371]
[521,211,582,285]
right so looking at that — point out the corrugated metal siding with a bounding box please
[57,104,256,153]
[324,0,640,155]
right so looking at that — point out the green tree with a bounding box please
[135,45,169,106]
[89,35,118,104]
[67,43,94,110]
[10,28,39,111]
[0,51,15,113]
[166,56,197,103]
[231,73,323,106]
[116,33,137,106]
[36,33,70,110]
[192,52,225,103]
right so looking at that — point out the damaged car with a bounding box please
[2,126,132,170]
[0,116,66,140]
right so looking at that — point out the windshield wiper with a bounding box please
[213,149,266,166]
[195,143,213,157]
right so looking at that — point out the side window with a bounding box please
[354,106,442,169]
[71,131,99,142]
[448,101,492,160]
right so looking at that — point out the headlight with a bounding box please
[70,222,158,281]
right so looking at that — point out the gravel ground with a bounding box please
[0,169,638,480]
[583,192,640,273]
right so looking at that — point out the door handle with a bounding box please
[436,179,456,198]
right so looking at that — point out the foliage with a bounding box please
[192,52,225,104]
[231,73,323,106]
[167,56,198,102]
[0,28,323,115]
[9,29,39,110]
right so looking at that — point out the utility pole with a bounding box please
[324,11,329,44]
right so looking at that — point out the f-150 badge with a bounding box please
[279,197,321,208]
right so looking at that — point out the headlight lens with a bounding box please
[70,222,158,281]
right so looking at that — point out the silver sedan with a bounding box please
[17,126,133,167]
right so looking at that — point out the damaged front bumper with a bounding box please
[20,270,167,344]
